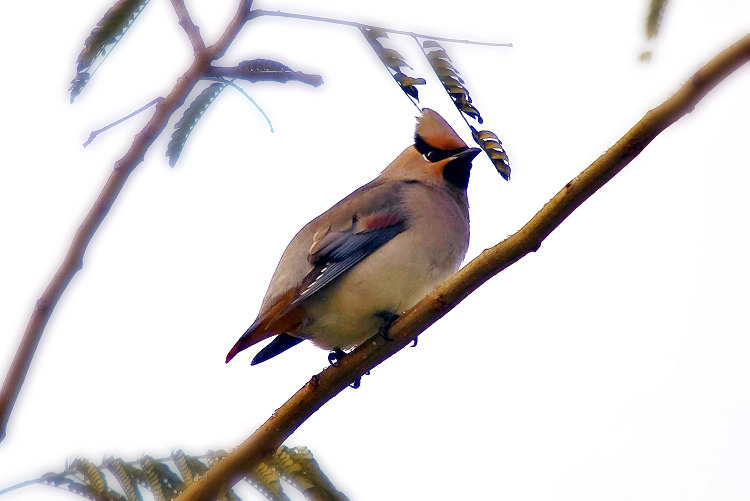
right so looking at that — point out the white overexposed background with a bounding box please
[1,1,749,499]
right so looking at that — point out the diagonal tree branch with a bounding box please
[174,31,750,501]
[208,0,252,59]
[170,0,206,53]
[0,0,253,443]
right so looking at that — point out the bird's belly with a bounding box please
[299,231,463,350]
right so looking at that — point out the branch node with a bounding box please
[35,298,51,313]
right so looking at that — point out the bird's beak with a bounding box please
[450,147,482,162]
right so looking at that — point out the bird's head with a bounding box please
[381,108,481,190]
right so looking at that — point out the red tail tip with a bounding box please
[225,344,242,364]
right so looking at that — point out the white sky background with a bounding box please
[1,0,750,499]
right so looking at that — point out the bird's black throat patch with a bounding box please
[443,157,473,189]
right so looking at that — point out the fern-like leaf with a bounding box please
[166,81,227,167]
[421,40,511,180]
[70,458,109,498]
[246,462,291,501]
[32,448,344,501]
[361,26,425,102]
[139,456,184,501]
[270,446,349,501]
[646,0,668,39]
[423,41,483,123]
[171,449,210,488]
[42,470,111,501]
[471,126,511,181]
[104,457,143,501]
[70,0,149,102]
[67,481,104,501]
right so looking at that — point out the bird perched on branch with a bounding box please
[226,109,481,365]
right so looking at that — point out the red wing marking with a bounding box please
[359,212,403,232]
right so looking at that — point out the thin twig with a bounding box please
[206,65,323,86]
[170,0,206,52]
[247,9,513,48]
[0,477,39,496]
[221,79,274,132]
[0,0,255,443]
[174,31,750,501]
[83,97,162,147]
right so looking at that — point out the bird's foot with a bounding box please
[328,347,347,367]
[375,311,400,341]
[410,336,418,347]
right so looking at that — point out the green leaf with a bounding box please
[646,0,668,39]
[435,67,464,83]
[361,26,389,41]
[421,40,443,49]
[245,462,291,501]
[361,28,424,103]
[470,126,511,180]
[71,0,149,102]
[70,458,108,496]
[104,457,143,501]
[171,450,209,487]
[139,456,184,500]
[271,446,349,501]
[166,81,227,167]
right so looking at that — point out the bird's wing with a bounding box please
[295,210,406,304]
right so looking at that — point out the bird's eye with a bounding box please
[414,134,465,162]
[423,150,439,162]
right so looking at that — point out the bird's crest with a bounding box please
[415,109,466,151]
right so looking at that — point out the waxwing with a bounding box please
[226,109,481,365]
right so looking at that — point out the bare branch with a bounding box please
[248,9,513,48]
[83,97,162,147]
[170,0,206,52]
[0,0,256,443]
[174,31,750,501]
[207,0,253,59]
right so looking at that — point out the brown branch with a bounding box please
[174,31,750,501]
[170,0,206,52]
[247,9,513,48]
[0,0,254,443]
[208,0,252,60]
[206,65,323,86]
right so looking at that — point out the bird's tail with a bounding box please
[225,292,304,363]
[225,320,267,363]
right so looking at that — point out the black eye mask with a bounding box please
[414,134,469,162]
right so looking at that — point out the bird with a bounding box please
[226,109,481,366]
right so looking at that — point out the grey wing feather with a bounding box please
[294,222,406,305]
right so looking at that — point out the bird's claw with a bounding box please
[328,347,347,367]
[349,370,370,389]
[410,336,418,347]
[375,311,399,341]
